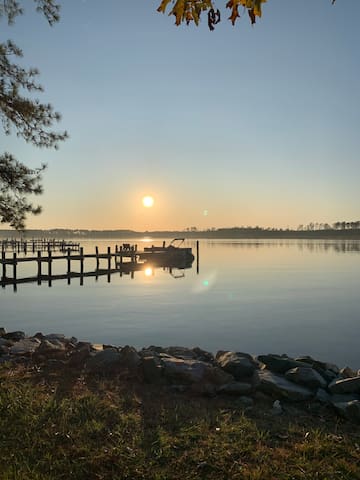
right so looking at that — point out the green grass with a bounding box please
[0,364,359,480]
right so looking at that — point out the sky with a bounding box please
[1,0,360,231]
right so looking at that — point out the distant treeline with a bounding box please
[1,222,360,239]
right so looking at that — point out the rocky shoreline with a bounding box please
[1,327,360,423]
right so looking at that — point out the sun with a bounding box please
[142,195,154,208]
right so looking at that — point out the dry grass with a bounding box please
[0,363,359,480]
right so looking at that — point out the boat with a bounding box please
[138,238,194,264]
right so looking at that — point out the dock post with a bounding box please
[13,252,17,292]
[95,246,99,270]
[67,248,71,285]
[196,240,199,274]
[24,241,27,255]
[48,249,52,287]
[1,251,6,283]
[107,246,111,271]
[80,247,84,286]
[37,251,42,285]
[80,247,84,275]
[32,241,35,253]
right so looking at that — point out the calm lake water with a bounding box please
[1,238,360,368]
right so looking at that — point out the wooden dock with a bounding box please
[0,238,80,254]
[0,243,197,290]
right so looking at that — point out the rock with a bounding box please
[118,345,141,370]
[142,356,164,384]
[271,400,283,415]
[164,346,197,360]
[85,348,122,373]
[217,381,253,396]
[258,370,313,401]
[315,388,331,404]
[192,347,214,363]
[216,351,256,379]
[328,376,360,395]
[295,355,339,381]
[10,338,41,355]
[0,355,12,364]
[44,333,66,341]
[257,354,308,374]
[38,339,67,353]
[0,327,6,337]
[333,400,360,422]
[3,331,25,342]
[67,343,91,368]
[285,367,327,390]
[340,367,357,379]
[162,356,232,386]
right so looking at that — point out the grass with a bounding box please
[0,363,359,480]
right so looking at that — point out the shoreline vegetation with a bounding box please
[1,328,360,479]
[2,226,360,240]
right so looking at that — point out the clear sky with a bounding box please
[1,0,360,231]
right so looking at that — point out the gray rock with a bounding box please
[3,331,25,342]
[216,351,256,379]
[333,400,360,422]
[164,346,197,360]
[339,367,357,379]
[45,333,66,341]
[162,356,232,386]
[118,345,141,370]
[295,355,339,381]
[0,327,6,337]
[258,370,313,401]
[285,367,327,390]
[271,400,283,415]
[217,381,253,396]
[316,388,331,404]
[257,354,308,374]
[67,343,91,367]
[38,339,67,353]
[10,337,41,355]
[85,348,122,373]
[328,376,360,394]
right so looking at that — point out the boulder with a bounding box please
[257,354,308,374]
[162,356,232,386]
[10,337,41,355]
[295,355,339,382]
[118,346,141,370]
[216,351,256,379]
[258,370,313,401]
[3,331,25,342]
[0,327,6,337]
[85,348,122,373]
[339,367,357,379]
[285,367,327,390]
[67,342,91,368]
[315,388,331,404]
[332,400,360,423]
[164,346,197,360]
[328,376,360,395]
[217,381,253,396]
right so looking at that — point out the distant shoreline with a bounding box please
[2,228,360,240]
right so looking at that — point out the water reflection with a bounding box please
[204,239,360,254]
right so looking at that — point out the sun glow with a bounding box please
[142,195,154,208]
[144,267,153,277]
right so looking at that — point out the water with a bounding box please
[1,238,360,368]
